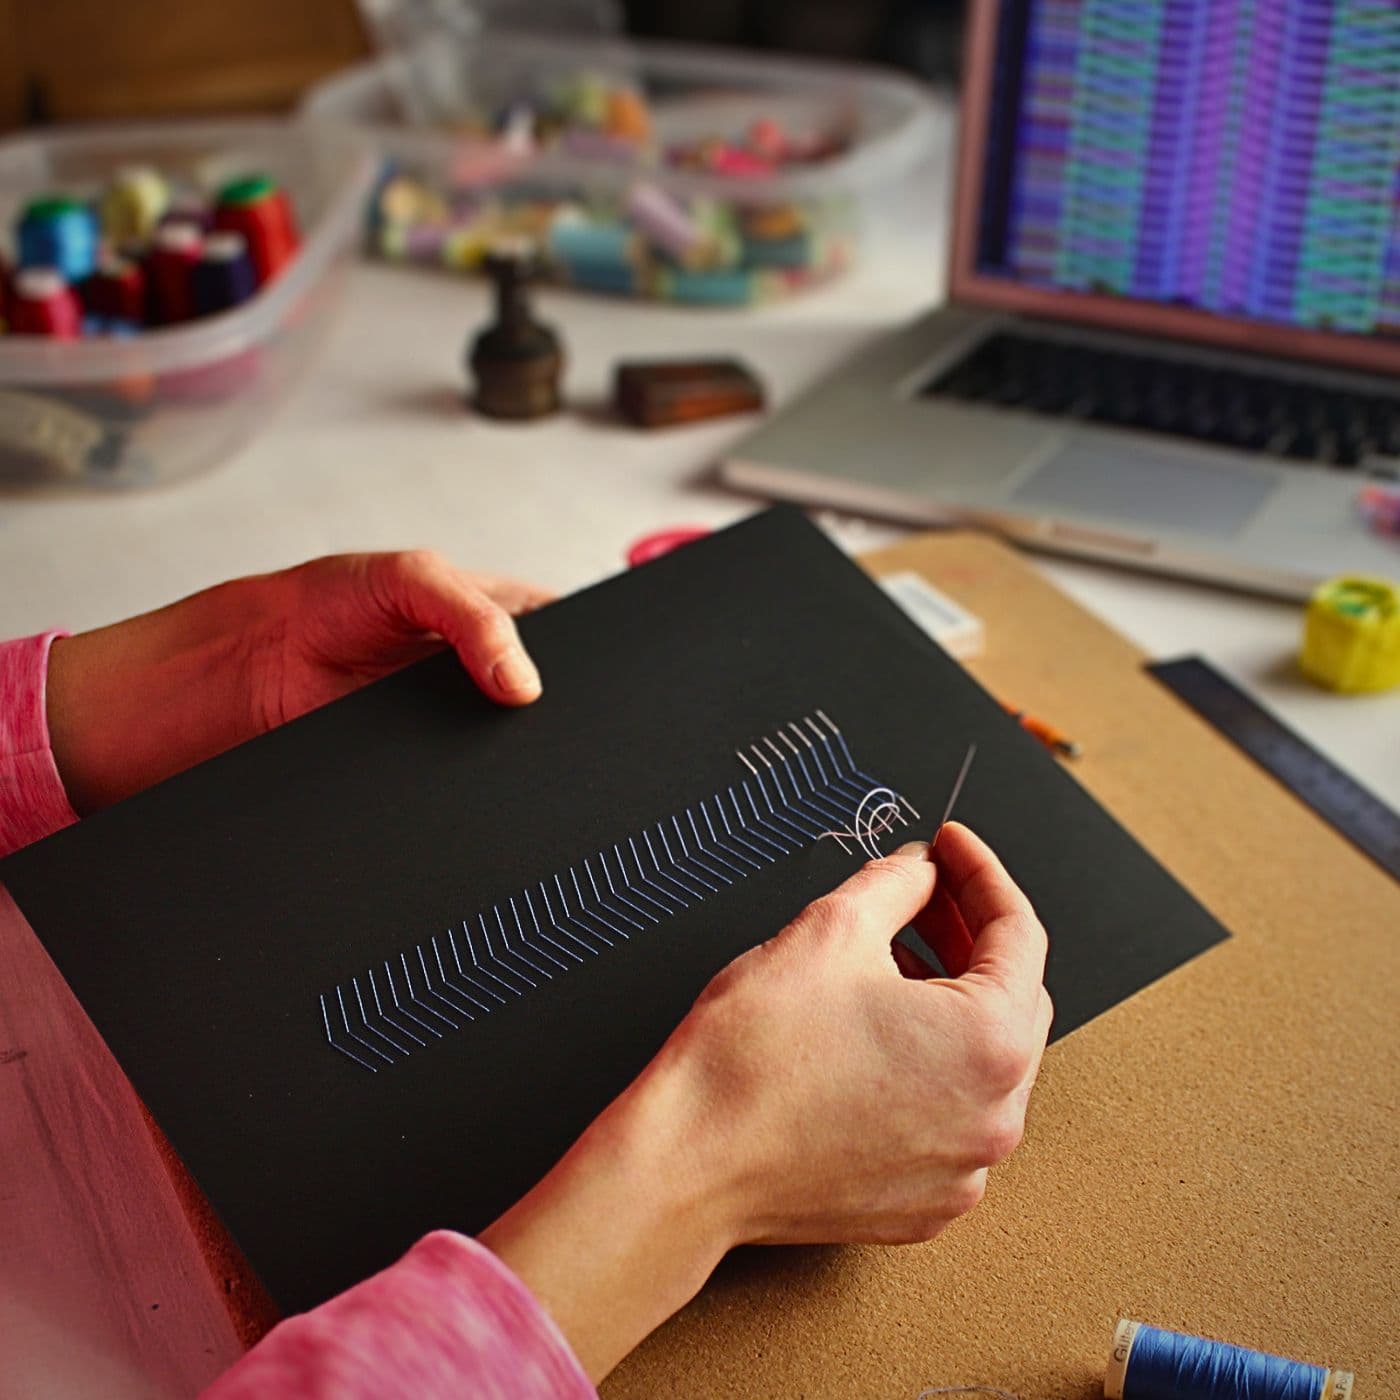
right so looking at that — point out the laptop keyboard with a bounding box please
[920,330,1400,477]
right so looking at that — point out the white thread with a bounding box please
[402,951,457,1029]
[624,836,678,915]
[356,975,411,1054]
[817,786,906,860]
[370,965,429,1044]
[459,922,522,997]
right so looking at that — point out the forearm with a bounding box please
[480,1046,738,1382]
[204,1230,593,1399]
[47,580,270,814]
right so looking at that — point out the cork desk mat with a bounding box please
[1,530,1395,1399]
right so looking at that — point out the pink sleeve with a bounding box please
[0,632,79,859]
[201,1231,596,1400]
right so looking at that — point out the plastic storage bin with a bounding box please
[301,32,939,306]
[0,121,373,489]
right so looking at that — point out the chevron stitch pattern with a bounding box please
[318,711,916,1072]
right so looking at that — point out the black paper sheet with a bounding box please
[1,508,1227,1313]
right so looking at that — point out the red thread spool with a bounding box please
[83,253,148,325]
[147,222,203,324]
[10,267,83,338]
[213,175,298,285]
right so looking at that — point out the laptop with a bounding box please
[721,0,1400,598]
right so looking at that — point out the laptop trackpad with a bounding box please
[1011,441,1277,539]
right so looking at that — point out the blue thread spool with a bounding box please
[17,196,100,283]
[1106,1320,1354,1400]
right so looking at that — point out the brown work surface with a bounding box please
[602,532,1400,1399]
[2,530,1395,1397]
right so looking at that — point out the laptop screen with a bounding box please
[974,1,1400,340]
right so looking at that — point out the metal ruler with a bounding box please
[1147,656,1400,883]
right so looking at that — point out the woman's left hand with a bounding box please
[47,550,551,814]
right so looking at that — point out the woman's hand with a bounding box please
[47,551,551,814]
[481,823,1052,1380]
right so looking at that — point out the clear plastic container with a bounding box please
[300,32,940,306]
[0,121,374,489]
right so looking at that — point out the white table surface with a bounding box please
[2,113,1396,813]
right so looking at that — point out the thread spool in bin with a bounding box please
[1106,1320,1353,1400]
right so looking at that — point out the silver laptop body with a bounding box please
[722,1,1400,599]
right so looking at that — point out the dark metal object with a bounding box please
[468,247,563,421]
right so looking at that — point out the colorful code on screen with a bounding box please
[977,0,1400,337]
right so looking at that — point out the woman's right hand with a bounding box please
[672,820,1053,1247]
[481,823,1053,1381]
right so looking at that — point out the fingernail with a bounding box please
[894,840,932,860]
[492,651,541,700]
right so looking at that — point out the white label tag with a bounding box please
[879,571,984,659]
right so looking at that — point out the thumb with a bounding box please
[801,841,937,973]
[370,551,543,706]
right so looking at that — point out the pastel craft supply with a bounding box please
[559,127,640,163]
[742,203,805,240]
[403,222,448,261]
[658,266,757,305]
[605,87,651,142]
[100,165,170,244]
[558,258,640,296]
[567,73,609,127]
[17,196,101,283]
[377,222,410,261]
[741,230,815,269]
[747,116,787,160]
[704,144,774,178]
[442,226,495,271]
[548,215,637,274]
[625,182,705,263]
[498,104,536,157]
[378,174,431,225]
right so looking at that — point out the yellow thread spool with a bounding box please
[1300,576,1400,694]
[99,165,169,245]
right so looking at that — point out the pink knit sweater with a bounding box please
[0,633,595,1400]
